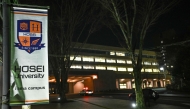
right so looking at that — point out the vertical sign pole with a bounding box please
[2,1,11,109]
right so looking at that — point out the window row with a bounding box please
[70,56,158,65]
[71,65,160,72]
[110,51,156,58]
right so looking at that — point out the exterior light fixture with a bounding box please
[132,102,137,107]
[160,67,164,71]
[92,75,98,79]
[71,80,76,82]
[120,79,125,81]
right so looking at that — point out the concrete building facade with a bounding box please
[49,43,171,94]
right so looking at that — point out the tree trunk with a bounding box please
[58,81,67,103]
[59,86,67,103]
[134,68,146,109]
[59,67,68,103]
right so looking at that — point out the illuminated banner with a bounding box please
[10,7,49,105]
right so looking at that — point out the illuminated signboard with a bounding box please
[10,7,49,105]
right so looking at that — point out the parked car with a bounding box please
[128,89,159,101]
[79,90,93,96]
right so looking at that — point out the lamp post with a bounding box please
[160,67,167,87]
[2,1,11,109]
[157,67,164,88]
[160,66,166,79]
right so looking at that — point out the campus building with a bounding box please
[49,43,171,94]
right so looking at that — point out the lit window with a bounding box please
[106,59,116,63]
[141,69,144,72]
[107,66,117,71]
[117,59,126,63]
[83,56,94,62]
[152,62,158,65]
[116,52,125,56]
[127,68,133,72]
[71,65,82,69]
[96,66,106,70]
[120,84,126,89]
[95,57,105,62]
[144,62,151,65]
[118,67,126,71]
[70,55,81,61]
[75,57,82,61]
[126,60,132,64]
[110,51,115,55]
[153,69,159,72]
[145,69,152,72]
[171,65,173,68]
[83,65,94,69]
[70,56,74,60]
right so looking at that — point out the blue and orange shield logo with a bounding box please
[15,20,45,54]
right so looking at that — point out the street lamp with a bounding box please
[160,67,164,71]
[160,67,166,78]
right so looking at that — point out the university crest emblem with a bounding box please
[20,22,28,30]
[15,20,45,53]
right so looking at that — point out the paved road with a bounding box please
[99,93,190,107]
[11,96,190,109]
[9,88,190,109]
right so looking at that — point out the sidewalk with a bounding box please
[11,97,190,109]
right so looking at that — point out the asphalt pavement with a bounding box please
[9,88,190,109]
[11,95,190,109]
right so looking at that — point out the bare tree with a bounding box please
[48,0,103,102]
[98,0,178,108]
[0,0,103,103]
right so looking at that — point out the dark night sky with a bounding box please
[87,0,190,49]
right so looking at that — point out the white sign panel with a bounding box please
[10,7,49,105]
